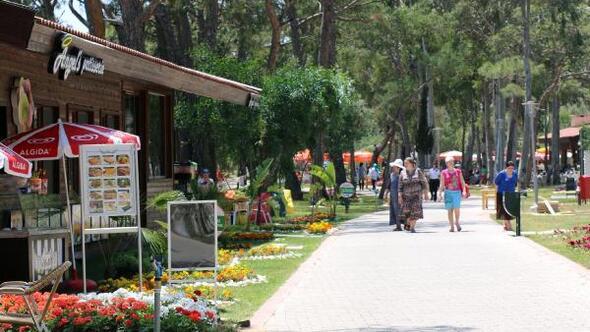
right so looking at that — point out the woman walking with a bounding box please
[438,156,467,232]
[357,163,367,191]
[389,159,405,231]
[494,161,518,231]
[398,158,429,233]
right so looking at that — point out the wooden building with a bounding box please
[0,1,260,282]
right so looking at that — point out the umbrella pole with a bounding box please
[62,156,77,271]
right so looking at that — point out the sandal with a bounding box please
[449,228,455,232]
[456,224,462,232]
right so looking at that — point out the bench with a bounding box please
[481,188,496,210]
[0,261,71,332]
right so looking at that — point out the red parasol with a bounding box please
[2,119,140,160]
[0,143,32,178]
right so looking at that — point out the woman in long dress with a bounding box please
[389,159,405,231]
[398,158,429,233]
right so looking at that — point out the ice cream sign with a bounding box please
[48,33,104,80]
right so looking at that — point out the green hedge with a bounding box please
[581,125,590,150]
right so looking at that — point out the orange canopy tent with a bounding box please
[294,149,383,165]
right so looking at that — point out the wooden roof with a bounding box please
[0,1,260,106]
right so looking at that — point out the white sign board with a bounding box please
[79,144,138,218]
[168,201,218,273]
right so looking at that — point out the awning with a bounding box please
[544,127,581,140]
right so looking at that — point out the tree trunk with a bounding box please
[483,87,494,184]
[506,98,518,164]
[519,0,533,190]
[379,137,394,199]
[84,0,105,38]
[154,4,180,62]
[399,109,412,158]
[175,1,193,67]
[118,0,148,51]
[350,144,356,193]
[265,0,281,71]
[464,105,476,173]
[318,0,337,67]
[372,128,392,165]
[285,0,305,66]
[551,95,561,185]
[331,147,347,186]
[494,79,506,179]
[197,0,219,51]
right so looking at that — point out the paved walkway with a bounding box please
[250,198,590,332]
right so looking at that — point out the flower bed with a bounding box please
[259,223,307,232]
[0,288,223,332]
[99,264,259,294]
[247,244,288,257]
[287,212,335,224]
[219,231,274,242]
[556,224,590,250]
[307,221,333,234]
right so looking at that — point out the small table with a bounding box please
[481,188,496,209]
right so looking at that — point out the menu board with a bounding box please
[79,144,138,218]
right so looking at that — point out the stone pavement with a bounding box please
[249,197,590,332]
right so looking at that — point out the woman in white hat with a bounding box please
[438,156,467,232]
[389,159,405,231]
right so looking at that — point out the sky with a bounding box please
[54,2,90,32]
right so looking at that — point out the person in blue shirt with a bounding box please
[494,160,518,231]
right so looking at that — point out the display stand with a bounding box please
[79,144,142,293]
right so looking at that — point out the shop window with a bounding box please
[68,107,95,194]
[101,111,120,129]
[36,107,60,194]
[124,94,139,134]
[148,94,165,178]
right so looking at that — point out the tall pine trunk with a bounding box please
[520,0,533,190]
[551,96,561,184]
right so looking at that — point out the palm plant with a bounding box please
[310,162,338,217]
[244,158,274,230]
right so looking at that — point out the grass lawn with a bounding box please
[219,235,324,323]
[483,187,590,270]
[218,193,385,323]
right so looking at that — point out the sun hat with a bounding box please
[445,156,454,163]
[389,159,405,170]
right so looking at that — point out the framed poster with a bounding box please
[79,144,138,219]
[168,201,218,273]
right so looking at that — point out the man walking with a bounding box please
[429,163,441,201]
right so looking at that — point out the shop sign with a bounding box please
[79,144,138,218]
[247,93,260,109]
[10,77,35,132]
[48,33,104,80]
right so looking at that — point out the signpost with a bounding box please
[340,182,354,213]
[79,144,141,292]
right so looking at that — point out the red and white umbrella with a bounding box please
[0,143,32,178]
[439,150,463,161]
[2,119,140,160]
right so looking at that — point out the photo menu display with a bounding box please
[80,144,138,218]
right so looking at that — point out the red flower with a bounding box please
[130,312,140,320]
[131,300,147,311]
[52,308,63,317]
[187,311,201,322]
[58,317,69,327]
[143,314,154,320]
[206,310,216,320]
[73,316,91,326]
[124,319,133,328]
[1,323,12,330]
[18,326,30,332]
[193,290,202,297]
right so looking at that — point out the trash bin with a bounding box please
[503,192,522,236]
[579,175,590,203]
